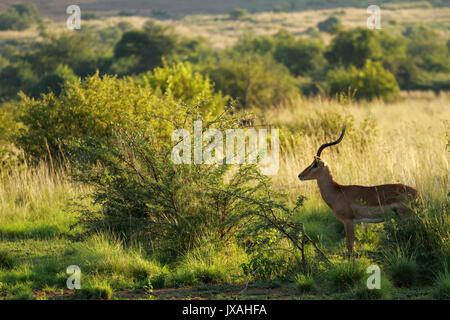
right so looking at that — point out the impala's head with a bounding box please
[298,125,346,181]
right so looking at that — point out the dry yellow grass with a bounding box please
[265,92,449,205]
[153,7,450,47]
[1,6,449,48]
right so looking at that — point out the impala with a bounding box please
[298,126,418,254]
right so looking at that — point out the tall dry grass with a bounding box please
[264,92,449,205]
[1,93,448,228]
[0,162,89,237]
[2,6,449,49]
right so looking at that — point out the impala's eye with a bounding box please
[312,163,318,168]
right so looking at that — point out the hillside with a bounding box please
[1,6,450,48]
[0,0,448,20]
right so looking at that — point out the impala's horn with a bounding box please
[316,125,346,157]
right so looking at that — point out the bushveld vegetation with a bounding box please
[1,0,448,19]
[0,2,449,300]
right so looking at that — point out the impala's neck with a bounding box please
[316,166,341,207]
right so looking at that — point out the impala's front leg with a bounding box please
[343,220,355,254]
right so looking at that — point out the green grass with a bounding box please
[0,91,448,300]
[0,250,15,269]
[0,165,444,299]
[322,258,370,293]
[385,251,419,288]
[352,275,393,300]
[74,279,114,300]
[432,270,450,299]
[167,243,248,287]
[295,274,316,293]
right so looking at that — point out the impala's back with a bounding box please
[341,183,418,223]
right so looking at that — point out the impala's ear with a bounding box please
[314,156,321,161]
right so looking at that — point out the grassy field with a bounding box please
[0,0,442,20]
[0,1,449,300]
[0,92,448,300]
[1,5,450,48]
[1,0,286,19]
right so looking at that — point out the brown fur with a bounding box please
[299,157,418,253]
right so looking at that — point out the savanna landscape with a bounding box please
[0,1,449,301]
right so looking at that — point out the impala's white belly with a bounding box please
[352,202,402,223]
[354,217,385,223]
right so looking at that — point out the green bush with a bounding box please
[151,9,171,19]
[114,22,180,74]
[405,25,450,73]
[380,200,449,283]
[140,61,226,118]
[118,11,137,17]
[274,37,326,77]
[229,8,248,19]
[327,59,400,101]
[82,11,99,20]
[0,3,40,31]
[325,28,383,68]
[385,252,419,288]
[29,64,77,98]
[241,251,289,282]
[0,53,8,70]
[317,16,341,33]
[240,229,303,282]
[65,103,285,258]
[233,33,277,56]
[206,52,299,109]
[233,30,326,79]
[25,33,99,78]
[0,62,38,99]
[16,62,225,159]
[65,98,309,263]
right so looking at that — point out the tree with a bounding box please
[327,59,400,101]
[233,29,326,78]
[113,22,179,74]
[317,16,341,33]
[0,3,40,31]
[0,53,9,70]
[206,53,299,109]
[274,38,326,77]
[16,62,226,159]
[325,27,383,68]
[23,33,99,77]
[0,62,38,99]
[140,61,227,118]
[229,8,248,19]
[405,25,450,72]
[233,33,277,56]
[28,64,77,98]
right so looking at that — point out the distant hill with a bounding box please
[0,0,448,20]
